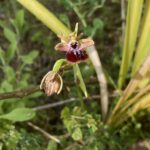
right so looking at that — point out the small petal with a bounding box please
[55,43,70,52]
[79,38,94,50]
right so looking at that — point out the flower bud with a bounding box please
[40,71,63,96]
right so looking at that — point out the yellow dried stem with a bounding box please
[108,53,150,124]
[128,93,150,116]
[109,84,150,126]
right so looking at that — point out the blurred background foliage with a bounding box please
[0,0,149,150]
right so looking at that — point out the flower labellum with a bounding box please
[40,71,63,96]
[55,23,94,63]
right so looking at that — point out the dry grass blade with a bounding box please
[119,84,150,114]
[108,53,150,125]
[87,46,108,121]
[128,93,150,116]
[112,92,150,126]
[109,84,150,126]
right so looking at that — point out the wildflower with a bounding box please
[40,71,63,96]
[55,23,94,63]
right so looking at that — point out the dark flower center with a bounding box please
[71,42,78,49]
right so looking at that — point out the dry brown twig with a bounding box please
[0,86,40,100]
[27,122,60,143]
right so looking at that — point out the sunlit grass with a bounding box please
[118,0,143,89]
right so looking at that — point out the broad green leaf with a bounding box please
[4,27,16,43]
[21,50,39,65]
[52,59,66,72]
[72,127,83,141]
[0,108,35,122]
[73,64,88,97]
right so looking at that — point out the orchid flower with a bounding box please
[55,23,94,63]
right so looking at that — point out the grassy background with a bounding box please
[0,0,150,150]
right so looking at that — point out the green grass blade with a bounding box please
[17,0,71,35]
[118,0,143,89]
[132,0,150,75]
[73,64,88,98]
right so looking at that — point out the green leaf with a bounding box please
[1,80,13,92]
[52,59,66,72]
[0,20,6,28]
[15,9,25,31]
[47,141,57,150]
[0,47,5,65]
[59,14,70,28]
[6,41,17,62]
[3,66,15,82]
[21,50,39,65]
[73,64,88,97]
[72,127,83,141]
[0,108,35,122]
[0,143,3,150]
[61,107,70,119]
[93,18,104,30]
[4,27,16,43]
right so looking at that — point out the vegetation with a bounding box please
[0,0,150,149]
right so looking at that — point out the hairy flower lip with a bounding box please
[66,49,88,63]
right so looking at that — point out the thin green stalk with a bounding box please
[73,64,88,98]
